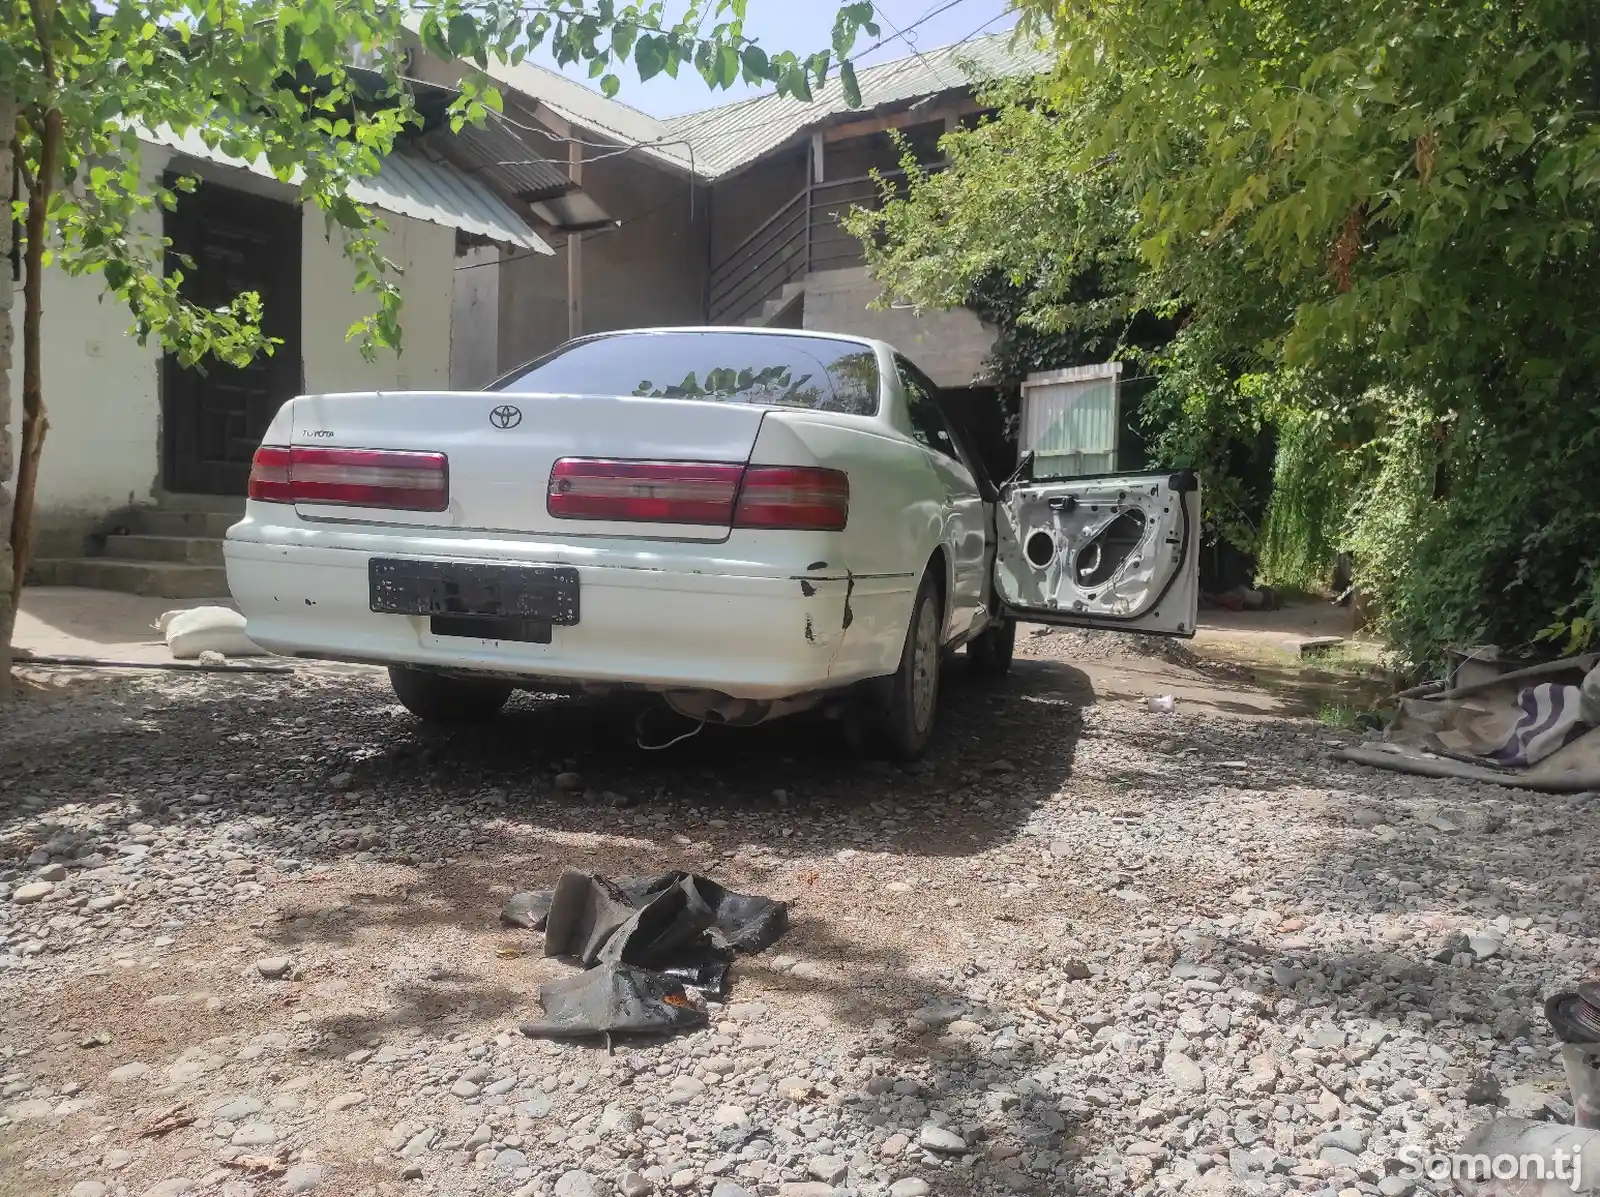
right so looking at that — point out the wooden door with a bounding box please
[162,178,302,495]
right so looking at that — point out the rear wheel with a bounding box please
[389,666,513,724]
[878,571,944,760]
[967,616,1016,677]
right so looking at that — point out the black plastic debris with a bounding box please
[520,964,707,1038]
[504,870,787,1041]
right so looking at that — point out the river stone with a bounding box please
[918,1123,967,1153]
[555,1172,606,1197]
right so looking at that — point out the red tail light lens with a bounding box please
[734,466,850,531]
[548,460,745,524]
[547,459,848,530]
[248,446,448,511]
[248,446,294,503]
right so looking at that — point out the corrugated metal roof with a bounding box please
[142,125,552,251]
[665,32,1052,180]
[358,152,551,250]
[473,57,697,174]
[398,15,694,173]
[449,120,574,201]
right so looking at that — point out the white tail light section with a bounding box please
[548,460,849,531]
[547,460,745,524]
[248,446,448,511]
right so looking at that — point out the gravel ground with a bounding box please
[1,639,1596,1197]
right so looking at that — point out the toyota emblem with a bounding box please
[489,404,523,430]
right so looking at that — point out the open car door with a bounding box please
[992,471,1201,637]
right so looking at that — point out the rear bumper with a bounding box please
[224,528,868,701]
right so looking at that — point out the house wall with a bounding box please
[497,245,567,372]
[583,155,708,338]
[300,204,454,395]
[11,152,167,556]
[708,146,809,267]
[4,144,457,557]
[703,133,995,359]
[820,122,945,181]
[802,266,996,388]
[452,244,500,388]
[498,154,709,372]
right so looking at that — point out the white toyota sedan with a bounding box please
[225,327,1200,759]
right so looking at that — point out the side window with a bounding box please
[896,359,960,461]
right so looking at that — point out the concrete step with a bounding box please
[156,493,247,514]
[30,558,230,599]
[743,280,807,327]
[105,534,225,567]
[134,509,240,539]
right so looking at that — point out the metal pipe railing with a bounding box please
[707,165,939,324]
[710,240,808,323]
[708,204,809,311]
[709,192,807,285]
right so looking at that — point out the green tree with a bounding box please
[1,0,877,684]
[854,1,1600,668]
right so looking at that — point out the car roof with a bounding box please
[573,326,888,354]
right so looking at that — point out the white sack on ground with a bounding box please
[156,607,267,659]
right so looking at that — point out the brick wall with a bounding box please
[0,88,14,674]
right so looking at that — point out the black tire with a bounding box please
[389,666,513,724]
[967,616,1016,677]
[878,571,944,761]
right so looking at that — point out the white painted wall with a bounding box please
[451,245,500,388]
[302,207,454,395]
[3,148,170,527]
[4,148,458,536]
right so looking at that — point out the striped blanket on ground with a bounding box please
[1486,683,1591,768]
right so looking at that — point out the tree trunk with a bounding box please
[6,110,59,662]
[4,0,62,686]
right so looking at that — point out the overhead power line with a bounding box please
[850,0,976,64]
[871,7,958,93]
[949,10,1015,51]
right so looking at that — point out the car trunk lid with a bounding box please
[286,391,769,541]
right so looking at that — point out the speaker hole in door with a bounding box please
[1024,530,1056,569]
[1076,509,1147,587]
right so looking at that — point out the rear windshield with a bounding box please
[490,331,880,417]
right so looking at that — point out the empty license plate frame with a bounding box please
[368,558,580,625]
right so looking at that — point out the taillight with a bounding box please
[248,446,294,503]
[547,459,848,531]
[735,466,849,531]
[248,446,448,511]
[548,460,745,523]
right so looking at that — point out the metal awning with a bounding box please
[140,125,552,252]
[357,152,551,251]
[531,190,617,233]
[448,120,575,203]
